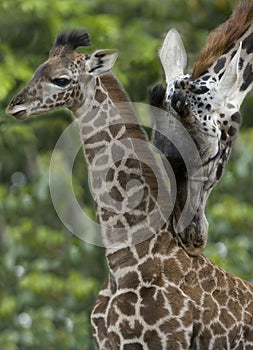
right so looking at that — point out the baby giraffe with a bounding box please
[7,31,253,349]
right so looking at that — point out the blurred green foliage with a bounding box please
[0,0,252,349]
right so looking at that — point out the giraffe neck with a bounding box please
[74,73,172,270]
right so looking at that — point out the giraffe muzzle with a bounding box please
[6,103,29,120]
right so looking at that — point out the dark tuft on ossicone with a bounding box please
[51,30,90,54]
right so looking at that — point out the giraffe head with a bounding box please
[6,31,118,119]
[151,14,253,254]
[157,29,246,165]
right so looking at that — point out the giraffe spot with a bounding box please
[227,103,235,109]
[92,317,108,342]
[55,102,64,107]
[107,247,138,271]
[95,89,107,103]
[85,130,111,145]
[181,308,193,328]
[135,238,150,258]
[94,153,109,167]
[191,321,202,339]
[163,257,184,285]
[106,169,115,184]
[139,257,161,284]
[83,107,98,123]
[201,298,218,323]
[120,320,143,339]
[82,125,93,135]
[227,298,242,320]
[70,90,75,98]
[212,289,228,306]
[144,330,162,349]
[240,62,253,91]
[91,170,103,189]
[100,208,116,222]
[219,307,236,328]
[242,32,253,54]
[118,170,139,191]
[200,277,216,293]
[109,186,124,202]
[151,231,175,255]
[216,164,223,180]
[166,330,190,349]
[184,270,198,285]
[245,325,253,343]
[212,335,229,349]
[198,328,212,348]
[109,123,124,138]
[108,332,120,347]
[228,126,237,137]
[125,212,146,226]
[118,271,140,289]
[194,86,209,94]
[114,292,138,316]
[160,317,181,335]
[214,57,226,74]
[231,111,241,124]
[239,57,244,70]
[210,321,227,335]
[92,295,110,314]
[140,287,168,324]
[111,143,125,163]
[46,98,54,104]
[109,106,118,117]
[123,344,143,350]
[221,130,227,141]
[201,75,211,81]
[218,72,224,80]
[93,111,108,128]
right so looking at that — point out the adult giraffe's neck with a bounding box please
[74,73,172,263]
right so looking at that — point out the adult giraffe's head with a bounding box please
[6,31,118,119]
[155,1,253,177]
[151,1,253,255]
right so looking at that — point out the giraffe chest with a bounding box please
[91,248,253,350]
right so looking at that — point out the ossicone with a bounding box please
[50,30,91,55]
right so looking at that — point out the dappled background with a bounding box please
[1,0,253,349]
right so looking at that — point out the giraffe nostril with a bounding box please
[11,94,26,106]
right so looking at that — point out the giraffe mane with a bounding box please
[50,30,90,56]
[191,1,253,80]
[101,73,164,194]
[101,73,148,143]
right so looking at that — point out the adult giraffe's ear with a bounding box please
[159,29,187,84]
[86,49,118,75]
[216,42,242,106]
[215,41,253,107]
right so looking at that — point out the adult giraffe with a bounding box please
[6,29,253,350]
[151,1,253,256]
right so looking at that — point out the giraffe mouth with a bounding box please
[6,105,29,120]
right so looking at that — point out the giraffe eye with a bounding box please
[52,77,70,87]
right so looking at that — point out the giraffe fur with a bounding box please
[6,21,253,350]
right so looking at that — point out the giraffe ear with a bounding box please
[159,29,187,84]
[216,42,242,105]
[86,49,118,75]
